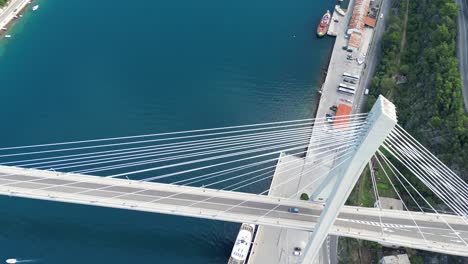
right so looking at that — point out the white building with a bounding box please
[379,254,411,264]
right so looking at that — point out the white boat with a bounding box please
[335,5,346,16]
[5,259,17,264]
[5,35,11,38]
[32,5,39,11]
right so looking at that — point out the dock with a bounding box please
[327,6,347,37]
[229,0,385,262]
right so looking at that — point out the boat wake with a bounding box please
[6,259,39,264]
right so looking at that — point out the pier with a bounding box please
[241,0,388,262]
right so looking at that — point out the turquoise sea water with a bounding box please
[0,0,335,263]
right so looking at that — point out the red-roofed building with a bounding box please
[346,0,371,51]
[334,104,352,130]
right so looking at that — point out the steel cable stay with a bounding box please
[0,141,344,197]
[383,143,468,218]
[387,129,468,199]
[0,115,368,158]
[373,154,431,247]
[114,136,359,181]
[180,144,353,187]
[224,153,355,223]
[78,147,355,210]
[0,133,357,202]
[0,139,354,218]
[71,130,360,176]
[385,135,468,201]
[0,114,369,152]
[8,126,315,167]
[38,123,363,172]
[153,149,356,219]
[368,160,386,237]
[6,120,365,168]
[393,125,468,195]
[0,146,355,218]
[376,151,468,247]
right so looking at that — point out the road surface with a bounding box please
[0,0,30,29]
[456,0,468,111]
[0,166,467,257]
[354,0,392,112]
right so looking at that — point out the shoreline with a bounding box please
[311,38,336,118]
[244,0,391,261]
[0,0,33,39]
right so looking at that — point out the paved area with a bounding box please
[0,166,467,257]
[257,0,385,261]
[327,7,343,37]
[456,0,468,111]
[355,0,392,112]
[247,154,314,264]
[0,0,31,30]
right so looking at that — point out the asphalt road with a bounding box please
[0,168,467,257]
[354,0,392,113]
[456,0,468,111]
[0,0,29,27]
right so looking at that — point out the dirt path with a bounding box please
[397,0,410,67]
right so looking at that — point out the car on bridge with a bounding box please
[288,207,300,213]
[293,247,302,256]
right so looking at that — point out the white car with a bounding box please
[293,247,302,256]
[380,13,384,19]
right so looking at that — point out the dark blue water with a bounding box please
[0,0,335,263]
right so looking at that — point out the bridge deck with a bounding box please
[0,166,467,257]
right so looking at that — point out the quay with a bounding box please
[233,0,390,262]
[0,0,33,36]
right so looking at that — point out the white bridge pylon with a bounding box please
[302,95,398,262]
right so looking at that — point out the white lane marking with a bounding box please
[338,218,413,228]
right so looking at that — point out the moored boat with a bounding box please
[317,10,331,37]
[32,5,39,11]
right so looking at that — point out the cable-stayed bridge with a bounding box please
[0,96,467,261]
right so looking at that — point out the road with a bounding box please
[0,0,30,29]
[456,0,468,111]
[354,0,392,112]
[0,166,467,257]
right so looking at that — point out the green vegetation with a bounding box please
[368,0,468,182]
[347,160,398,208]
[300,193,309,201]
[347,167,374,207]
[0,0,7,7]
[342,0,468,261]
[338,237,381,263]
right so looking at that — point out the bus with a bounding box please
[339,83,356,90]
[343,72,360,80]
[338,87,356,95]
